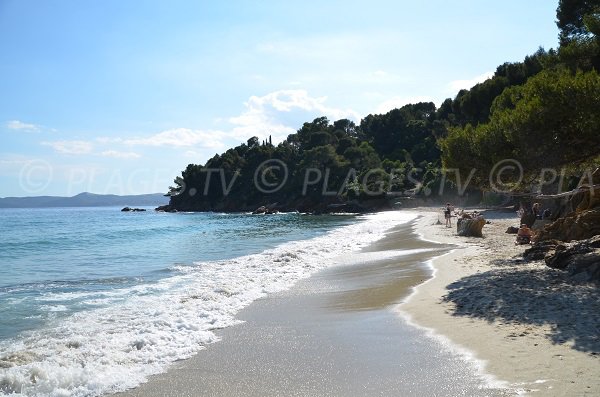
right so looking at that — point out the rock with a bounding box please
[252,206,267,214]
[457,217,486,237]
[543,236,600,282]
[122,207,146,212]
[252,203,279,215]
[506,226,519,234]
[523,240,561,261]
[155,205,176,212]
[520,213,536,228]
[531,219,551,231]
[535,208,600,242]
[545,243,572,269]
[121,207,131,212]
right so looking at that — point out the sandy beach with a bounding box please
[116,209,599,397]
[401,209,600,396]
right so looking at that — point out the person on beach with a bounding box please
[444,203,453,228]
[542,208,551,220]
[532,202,542,219]
[516,224,533,245]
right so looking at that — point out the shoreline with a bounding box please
[114,208,599,396]
[117,214,508,397]
[401,208,600,396]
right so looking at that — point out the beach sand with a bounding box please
[117,209,599,397]
[401,209,600,396]
[118,220,508,397]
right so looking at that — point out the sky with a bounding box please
[0,0,559,197]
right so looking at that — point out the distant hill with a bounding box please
[0,192,170,208]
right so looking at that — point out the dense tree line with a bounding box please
[441,0,600,191]
[166,0,600,212]
[167,105,447,211]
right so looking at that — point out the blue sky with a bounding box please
[1,0,559,197]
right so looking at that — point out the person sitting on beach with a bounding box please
[516,224,533,245]
[444,203,453,228]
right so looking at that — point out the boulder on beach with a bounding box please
[457,217,486,237]
[523,240,561,261]
[535,208,600,242]
[542,235,600,282]
[523,236,600,282]
[505,226,519,234]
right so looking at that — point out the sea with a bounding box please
[0,207,419,397]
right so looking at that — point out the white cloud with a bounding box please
[229,89,360,143]
[119,90,361,155]
[100,150,141,159]
[448,71,495,93]
[124,128,227,150]
[373,95,435,115]
[6,120,41,132]
[42,140,93,155]
[31,90,362,169]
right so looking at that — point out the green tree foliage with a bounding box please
[557,0,600,71]
[360,102,440,163]
[167,106,446,211]
[448,49,551,126]
[557,0,600,44]
[441,68,600,188]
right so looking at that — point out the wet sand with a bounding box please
[118,221,509,396]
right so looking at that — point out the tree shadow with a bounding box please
[442,262,600,354]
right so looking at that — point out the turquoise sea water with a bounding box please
[0,207,355,342]
[0,207,414,396]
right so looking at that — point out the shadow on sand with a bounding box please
[442,258,600,355]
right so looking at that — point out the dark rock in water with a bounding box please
[122,207,146,212]
[543,236,600,282]
[252,204,279,215]
[457,217,486,237]
[506,226,519,234]
[155,205,175,212]
[252,206,268,215]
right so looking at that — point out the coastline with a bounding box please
[401,208,600,396]
[117,215,508,396]
[113,208,600,396]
